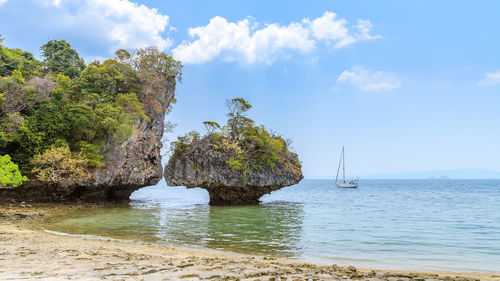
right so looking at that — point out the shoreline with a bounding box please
[38,227,498,276]
[1,205,498,280]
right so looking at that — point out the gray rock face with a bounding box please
[0,82,176,203]
[164,137,303,205]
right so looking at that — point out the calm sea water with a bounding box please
[42,179,500,272]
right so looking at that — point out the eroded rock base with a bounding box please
[0,183,139,203]
[206,186,277,206]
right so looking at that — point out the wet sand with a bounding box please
[0,205,498,280]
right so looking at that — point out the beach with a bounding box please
[0,205,497,281]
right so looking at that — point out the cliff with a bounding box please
[0,81,176,203]
[165,135,303,205]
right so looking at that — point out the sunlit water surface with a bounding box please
[42,179,500,272]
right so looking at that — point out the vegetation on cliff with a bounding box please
[166,98,302,205]
[0,154,26,187]
[0,36,182,187]
[170,98,301,179]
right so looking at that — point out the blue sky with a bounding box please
[1,0,500,178]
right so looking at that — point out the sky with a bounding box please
[1,0,500,178]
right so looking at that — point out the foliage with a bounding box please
[171,131,200,155]
[171,98,295,176]
[134,47,183,84]
[226,98,254,140]
[203,121,220,134]
[0,154,27,187]
[75,140,104,168]
[0,42,44,78]
[241,125,284,171]
[117,92,150,122]
[31,146,89,183]
[71,61,124,101]
[0,39,182,182]
[40,40,85,78]
[114,47,182,117]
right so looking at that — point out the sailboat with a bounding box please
[335,146,358,188]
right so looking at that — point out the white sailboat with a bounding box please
[335,146,358,188]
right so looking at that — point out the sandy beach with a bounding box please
[0,205,498,281]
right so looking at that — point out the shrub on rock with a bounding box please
[0,154,27,187]
[165,98,303,205]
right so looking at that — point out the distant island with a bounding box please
[360,169,500,179]
[427,175,451,180]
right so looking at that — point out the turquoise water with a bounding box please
[42,179,500,272]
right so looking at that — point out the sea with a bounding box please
[41,179,500,273]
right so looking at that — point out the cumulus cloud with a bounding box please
[337,66,401,91]
[477,71,500,87]
[173,17,314,64]
[37,0,172,51]
[0,0,7,6]
[305,12,379,49]
[173,11,379,64]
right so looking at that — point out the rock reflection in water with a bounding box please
[204,202,304,256]
[152,201,304,256]
[43,200,304,257]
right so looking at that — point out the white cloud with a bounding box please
[0,0,7,6]
[307,12,349,42]
[304,11,379,49]
[337,66,401,91]
[37,0,172,51]
[173,11,379,64]
[173,16,314,65]
[477,71,500,87]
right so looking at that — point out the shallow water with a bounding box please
[42,179,500,272]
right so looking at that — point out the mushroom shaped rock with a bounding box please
[164,136,303,205]
[0,47,180,203]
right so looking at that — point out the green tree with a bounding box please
[71,61,124,102]
[31,146,89,183]
[1,41,181,181]
[171,98,294,176]
[75,140,104,168]
[203,121,221,134]
[134,46,182,83]
[0,43,43,78]
[226,98,254,140]
[129,47,182,117]
[0,154,27,187]
[40,40,85,78]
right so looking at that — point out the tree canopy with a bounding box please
[0,38,182,186]
[0,39,43,78]
[171,98,296,175]
[40,40,85,78]
[0,154,27,187]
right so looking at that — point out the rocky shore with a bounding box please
[0,206,497,281]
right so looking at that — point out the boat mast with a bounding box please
[342,146,346,183]
[335,148,342,184]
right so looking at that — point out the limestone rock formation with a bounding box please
[164,136,303,205]
[0,82,176,203]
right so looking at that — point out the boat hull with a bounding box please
[336,183,358,188]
